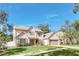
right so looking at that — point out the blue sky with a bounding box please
[0,3,79,31]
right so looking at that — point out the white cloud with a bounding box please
[46,14,58,19]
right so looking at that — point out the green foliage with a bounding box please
[0,10,12,48]
[61,20,79,45]
[0,31,12,46]
[63,28,77,39]
[0,10,8,33]
[37,24,51,33]
[72,20,79,31]
[73,3,79,14]
[0,10,8,24]
[71,20,79,40]
[35,48,79,56]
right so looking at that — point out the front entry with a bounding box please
[29,39,39,45]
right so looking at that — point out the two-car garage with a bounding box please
[48,31,63,46]
[49,39,60,45]
[43,39,60,46]
[43,31,63,46]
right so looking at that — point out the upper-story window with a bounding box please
[29,31,33,35]
[37,32,42,37]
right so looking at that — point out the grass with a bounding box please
[34,48,79,56]
[0,45,58,56]
[0,47,26,56]
[2,45,79,56]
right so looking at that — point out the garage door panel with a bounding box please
[50,40,59,45]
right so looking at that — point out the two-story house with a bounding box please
[6,25,64,47]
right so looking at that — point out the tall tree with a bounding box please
[60,20,71,32]
[0,10,12,47]
[0,10,8,33]
[72,20,79,43]
[37,24,51,34]
[61,20,79,45]
[72,20,79,31]
[62,27,78,45]
[61,20,77,45]
[0,10,13,33]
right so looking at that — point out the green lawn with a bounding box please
[2,45,79,56]
[1,45,79,56]
[0,45,59,56]
[34,48,79,56]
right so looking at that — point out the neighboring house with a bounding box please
[6,25,64,47]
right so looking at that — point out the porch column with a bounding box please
[34,39,36,45]
[27,38,30,44]
[13,25,17,43]
[13,25,17,47]
[58,39,60,45]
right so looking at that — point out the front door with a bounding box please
[30,39,39,45]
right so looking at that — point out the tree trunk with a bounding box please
[65,39,67,44]
[69,38,73,45]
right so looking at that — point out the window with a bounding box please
[43,35,46,37]
[19,38,26,45]
[37,32,42,36]
[29,31,33,35]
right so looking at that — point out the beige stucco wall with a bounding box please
[43,39,49,45]
[5,41,17,47]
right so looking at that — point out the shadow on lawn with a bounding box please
[47,49,79,56]
[0,47,26,56]
[35,48,79,56]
